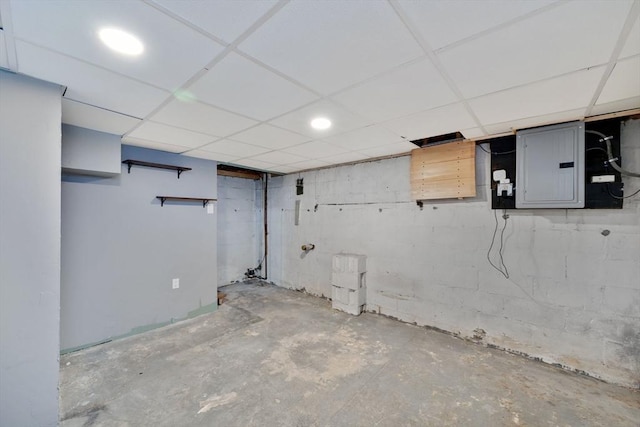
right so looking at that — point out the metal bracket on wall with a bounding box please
[156,196,216,207]
[122,160,192,179]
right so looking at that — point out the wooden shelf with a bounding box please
[123,160,192,179]
[156,196,216,207]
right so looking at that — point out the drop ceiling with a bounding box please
[0,0,638,174]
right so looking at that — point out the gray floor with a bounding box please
[60,281,639,426]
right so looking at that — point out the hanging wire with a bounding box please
[585,129,640,200]
[487,209,510,279]
[586,147,608,155]
[478,143,516,156]
[606,185,640,200]
[586,129,640,178]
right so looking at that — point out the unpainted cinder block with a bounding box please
[331,271,365,290]
[332,299,364,316]
[332,285,366,315]
[332,254,366,273]
[331,285,350,305]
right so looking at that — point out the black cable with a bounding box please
[586,129,640,178]
[606,184,640,200]
[585,129,609,140]
[498,209,509,278]
[487,209,509,279]
[586,147,608,155]
[487,209,499,272]
[586,131,639,200]
[478,144,516,156]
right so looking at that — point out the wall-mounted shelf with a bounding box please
[156,196,216,207]
[122,160,192,179]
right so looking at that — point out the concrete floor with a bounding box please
[60,281,639,426]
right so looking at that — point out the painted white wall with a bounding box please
[217,175,264,285]
[61,144,218,351]
[62,124,121,176]
[0,71,62,427]
[267,118,640,388]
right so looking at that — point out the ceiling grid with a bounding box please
[0,0,637,173]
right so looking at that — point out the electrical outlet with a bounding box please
[172,278,179,289]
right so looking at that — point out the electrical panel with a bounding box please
[489,118,624,210]
[515,121,585,208]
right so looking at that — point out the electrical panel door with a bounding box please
[516,121,585,208]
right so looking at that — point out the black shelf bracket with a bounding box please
[157,196,217,207]
[123,160,192,179]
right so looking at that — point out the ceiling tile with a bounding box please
[357,141,417,158]
[597,56,640,105]
[181,150,240,163]
[0,30,9,70]
[152,0,278,43]
[231,158,278,171]
[483,108,587,135]
[270,100,369,138]
[231,124,310,150]
[288,158,331,171]
[468,67,603,125]
[320,151,372,165]
[268,165,299,174]
[245,151,309,165]
[321,125,404,151]
[189,52,318,121]
[590,96,640,116]
[383,103,477,141]
[397,0,556,50]
[121,137,187,154]
[150,99,258,138]
[126,121,216,149]
[10,0,223,90]
[619,16,640,59]
[460,128,486,140]
[438,0,633,98]
[238,0,423,94]
[198,139,271,157]
[282,141,350,159]
[16,41,169,118]
[332,58,457,122]
[62,98,140,136]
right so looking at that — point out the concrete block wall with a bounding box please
[267,118,640,388]
[217,175,264,285]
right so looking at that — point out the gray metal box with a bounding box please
[516,121,585,208]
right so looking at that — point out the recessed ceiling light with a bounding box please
[98,28,144,56]
[310,117,332,130]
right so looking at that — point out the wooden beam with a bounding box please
[217,169,262,180]
[584,108,640,122]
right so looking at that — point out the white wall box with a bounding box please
[516,121,585,208]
